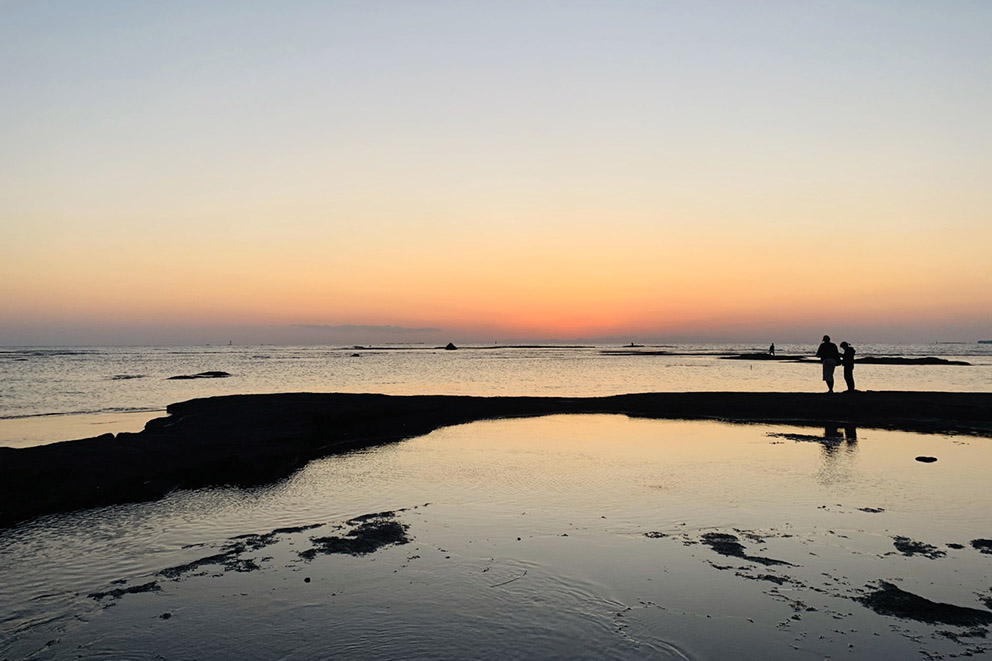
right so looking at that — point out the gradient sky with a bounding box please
[2,1,990,345]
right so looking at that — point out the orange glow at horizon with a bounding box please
[4,200,989,342]
[2,2,991,344]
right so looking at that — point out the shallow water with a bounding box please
[2,343,991,447]
[2,415,991,659]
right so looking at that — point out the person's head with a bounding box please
[822,335,830,342]
[840,341,849,349]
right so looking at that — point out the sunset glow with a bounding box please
[2,1,990,345]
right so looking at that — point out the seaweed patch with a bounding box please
[699,532,792,567]
[157,522,329,579]
[735,571,790,585]
[299,512,410,559]
[87,513,412,608]
[971,539,992,555]
[88,581,161,601]
[891,536,946,559]
[856,581,992,627]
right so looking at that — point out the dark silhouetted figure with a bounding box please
[769,343,775,355]
[815,335,840,392]
[840,341,856,392]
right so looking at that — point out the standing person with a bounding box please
[769,343,775,355]
[815,335,840,392]
[839,341,856,392]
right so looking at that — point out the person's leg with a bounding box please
[845,368,855,391]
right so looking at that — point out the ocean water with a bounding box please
[2,415,992,660]
[1,343,991,447]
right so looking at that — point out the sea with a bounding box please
[1,342,990,448]
[3,342,992,660]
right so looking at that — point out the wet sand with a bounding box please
[1,391,991,528]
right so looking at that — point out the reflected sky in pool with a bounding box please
[2,415,991,659]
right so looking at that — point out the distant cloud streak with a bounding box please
[293,324,442,334]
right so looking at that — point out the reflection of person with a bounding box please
[840,341,856,392]
[769,343,775,355]
[820,424,859,456]
[815,335,840,392]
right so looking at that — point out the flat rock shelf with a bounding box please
[2,391,991,527]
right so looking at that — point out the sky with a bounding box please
[2,0,990,345]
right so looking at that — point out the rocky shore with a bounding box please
[602,351,973,365]
[2,391,991,528]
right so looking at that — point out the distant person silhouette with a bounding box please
[815,335,840,392]
[840,341,856,392]
[769,343,775,355]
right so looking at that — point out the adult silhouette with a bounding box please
[840,341,857,392]
[815,335,840,392]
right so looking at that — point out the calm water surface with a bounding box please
[2,343,990,446]
[2,416,991,659]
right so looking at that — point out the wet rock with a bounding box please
[892,536,946,559]
[856,357,970,366]
[699,532,792,566]
[857,507,885,513]
[915,456,938,463]
[971,539,992,554]
[5,391,992,528]
[159,523,322,579]
[89,581,161,601]
[938,627,988,643]
[299,513,409,559]
[159,552,240,579]
[701,532,748,557]
[224,558,261,573]
[347,511,398,523]
[720,353,803,361]
[644,531,668,538]
[735,571,789,584]
[600,350,672,356]
[271,523,323,535]
[769,432,843,444]
[857,581,992,626]
[167,371,232,380]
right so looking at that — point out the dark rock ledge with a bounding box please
[167,371,232,380]
[1,391,991,528]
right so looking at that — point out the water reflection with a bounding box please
[824,423,857,442]
[814,424,859,487]
[2,416,991,660]
[821,423,858,452]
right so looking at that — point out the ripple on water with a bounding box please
[3,416,992,659]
